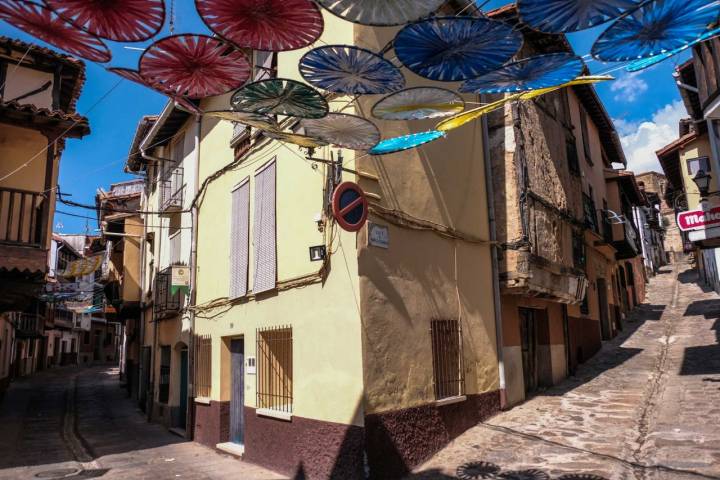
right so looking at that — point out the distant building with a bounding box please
[0,36,89,392]
[636,172,684,263]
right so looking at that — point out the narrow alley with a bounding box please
[410,263,720,480]
[1,263,718,480]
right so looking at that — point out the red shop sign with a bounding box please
[677,205,720,232]
[332,182,369,232]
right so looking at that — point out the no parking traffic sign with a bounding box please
[332,182,369,232]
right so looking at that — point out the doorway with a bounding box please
[597,278,611,341]
[230,339,245,446]
[519,308,538,395]
[139,346,151,413]
[179,348,188,429]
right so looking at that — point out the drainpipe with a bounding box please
[186,114,201,439]
[481,95,507,409]
[138,188,147,410]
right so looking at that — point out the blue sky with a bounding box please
[0,2,690,233]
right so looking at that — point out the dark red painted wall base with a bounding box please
[568,316,601,373]
[193,400,229,448]
[364,390,501,480]
[243,407,365,480]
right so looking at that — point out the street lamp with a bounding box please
[693,169,712,198]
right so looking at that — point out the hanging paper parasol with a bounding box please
[517,0,641,33]
[626,25,720,72]
[394,17,522,82]
[45,0,165,42]
[592,0,720,62]
[0,1,111,62]
[299,45,405,94]
[517,75,615,100]
[460,53,585,94]
[204,110,279,131]
[107,67,202,115]
[231,79,328,119]
[196,0,324,52]
[300,114,380,150]
[315,0,445,26]
[264,130,328,148]
[140,34,251,99]
[436,95,522,133]
[372,87,465,121]
[368,130,446,156]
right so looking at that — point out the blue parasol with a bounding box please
[626,25,720,72]
[518,0,641,33]
[460,53,585,94]
[299,45,405,94]
[592,0,720,62]
[394,17,522,82]
[369,130,446,156]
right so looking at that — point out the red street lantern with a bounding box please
[332,182,369,232]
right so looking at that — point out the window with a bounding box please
[230,179,250,298]
[159,346,171,403]
[687,156,711,176]
[583,193,598,233]
[253,160,277,294]
[431,319,465,400]
[84,331,90,344]
[580,291,590,315]
[257,326,292,413]
[194,335,212,398]
[580,109,592,164]
[573,232,586,269]
[566,139,580,176]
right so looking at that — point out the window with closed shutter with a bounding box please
[229,180,250,298]
[253,160,276,294]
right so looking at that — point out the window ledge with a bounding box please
[435,395,467,407]
[194,396,211,405]
[256,408,292,422]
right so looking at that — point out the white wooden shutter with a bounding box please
[229,180,250,298]
[253,160,277,294]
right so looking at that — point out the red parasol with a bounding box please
[108,67,202,115]
[196,0,324,52]
[45,0,165,43]
[139,34,251,99]
[0,0,111,62]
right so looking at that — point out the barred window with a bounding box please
[566,139,580,176]
[194,335,212,398]
[257,326,292,413]
[431,319,465,400]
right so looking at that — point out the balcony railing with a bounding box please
[10,312,44,337]
[0,187,44,247]
[153,267,182,320]
[159,166,184,212]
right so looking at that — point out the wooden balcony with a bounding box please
[9,312,44,338]
[0,187,44,247]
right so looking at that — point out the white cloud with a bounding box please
[614,100,687,174]
[611,73,649,102]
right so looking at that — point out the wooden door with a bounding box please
[597,278,611,340]
[519,308,537,395]
[230,339,245,445]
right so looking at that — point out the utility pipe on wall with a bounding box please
[481,94,507,409]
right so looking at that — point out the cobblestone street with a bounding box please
[0,367,283,480]
[410,263,720,480]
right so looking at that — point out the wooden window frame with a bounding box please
[431,319,465,401]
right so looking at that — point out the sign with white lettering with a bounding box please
[678,206,720,233]
[368,223,389,249]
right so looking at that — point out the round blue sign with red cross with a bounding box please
[332,181,369,232]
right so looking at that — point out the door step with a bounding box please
[216,442,245,458]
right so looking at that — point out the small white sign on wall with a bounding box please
[247,356,256,375]
[368,222,389,249]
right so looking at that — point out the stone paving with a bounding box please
[409,263,720,480]
[0,366,284,480]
